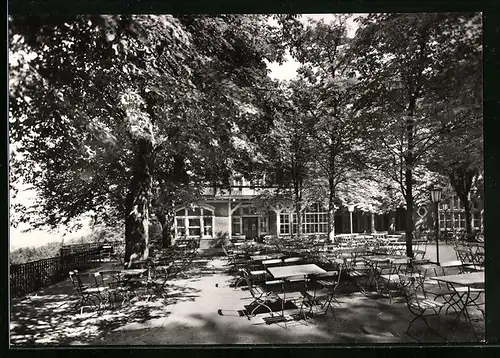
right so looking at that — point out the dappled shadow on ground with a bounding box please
[98,285,484,345]
[10,278,200,346]
[10,253,484,346]
[319,292,485,343]
[174,257,236,283]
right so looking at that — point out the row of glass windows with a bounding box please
[279,213,329,234]
[438,197,481,210]
[175,207,214,237]
[439,212,482,230]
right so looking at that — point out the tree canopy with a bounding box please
[10,13,483,258]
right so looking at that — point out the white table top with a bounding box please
[120,268,148,276]
[364,256,393,263]
[251,253,285,261]
[99,268,147,276]
[430,272,484,287]
[267,264,326,279]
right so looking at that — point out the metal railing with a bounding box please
[9,243,122,298]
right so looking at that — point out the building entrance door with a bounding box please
[242,217,258,239]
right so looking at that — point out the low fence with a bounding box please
[9,241,123,298]
[60,240,124,255]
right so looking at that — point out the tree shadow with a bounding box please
[10,254,484,346]
[10,279,201,346]
[173,257,234,280]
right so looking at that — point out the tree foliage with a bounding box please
[351,12,482,255]
[9,15,281,260]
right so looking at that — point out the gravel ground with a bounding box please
[10,246,484,346]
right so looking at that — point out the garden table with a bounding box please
[120,268,148,277]
[267,264,326,279]
[264,264,326,327]
[363,256,393,293]
[99,268,148,282]
[429,272,484,327]
[251,253,285,261]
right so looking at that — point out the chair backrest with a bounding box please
[92,272,106,287]
[331,258,344,278]
[283,257,302,265]
[455,247,473,263]
[284,274,307,283]
[316,270,341,290]
[237,268,250,279]
[69,270,85,295]
[398,274,420,306]
[262,258,282,266]
[440,260,463,268]
[411,258,430,266]
[221,244,231,258]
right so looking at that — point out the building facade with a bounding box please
[172,177,483,241]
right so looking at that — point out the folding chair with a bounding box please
[234,267,267,288]
[470,250,485,272]
[301,269,341,321]
[98,270,134,307]
[413,240,428,259]
[283,257,303,265]
[343,253,370,295]
[272,275,310,327]
[69,270,107,314]
[454,248,480,273]
[146,262,174,299]
[243,278,281,320]
[398,274,445,339]
[222,243,250,269]
[378,258,409,303]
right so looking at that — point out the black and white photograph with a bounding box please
[8,12,484,345]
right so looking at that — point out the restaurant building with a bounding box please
[172,177,483,243]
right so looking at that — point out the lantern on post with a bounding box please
[430,185,443,265]
[347,204,355,235]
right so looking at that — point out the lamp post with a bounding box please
[430,186,443,265]
[347,204,355,235]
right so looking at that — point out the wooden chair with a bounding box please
[300,269,341,321]
[455,248,481,273]
[377,258,410,303]
[243,278,281,320]
[222,243,249,269]
[233,267,267,288]
[343,254,371,295]
[69,270,107,314]
[398,274,445,339]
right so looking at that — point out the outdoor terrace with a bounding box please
[10,238,484,346]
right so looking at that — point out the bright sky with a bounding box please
[9,13,362,251]
[267,13,362,81]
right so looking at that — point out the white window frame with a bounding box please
[174,205,215,238]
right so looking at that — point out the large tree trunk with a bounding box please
[449,167,476,235]
[327,142,337,242]
[155,210,173,248]
[327,177,336,242]
[295,201,303,238]
[404,167,414,258]
[404,111,415,258]
[460,193,473,235]
[124,138,153,264]
[294,178,303,238]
